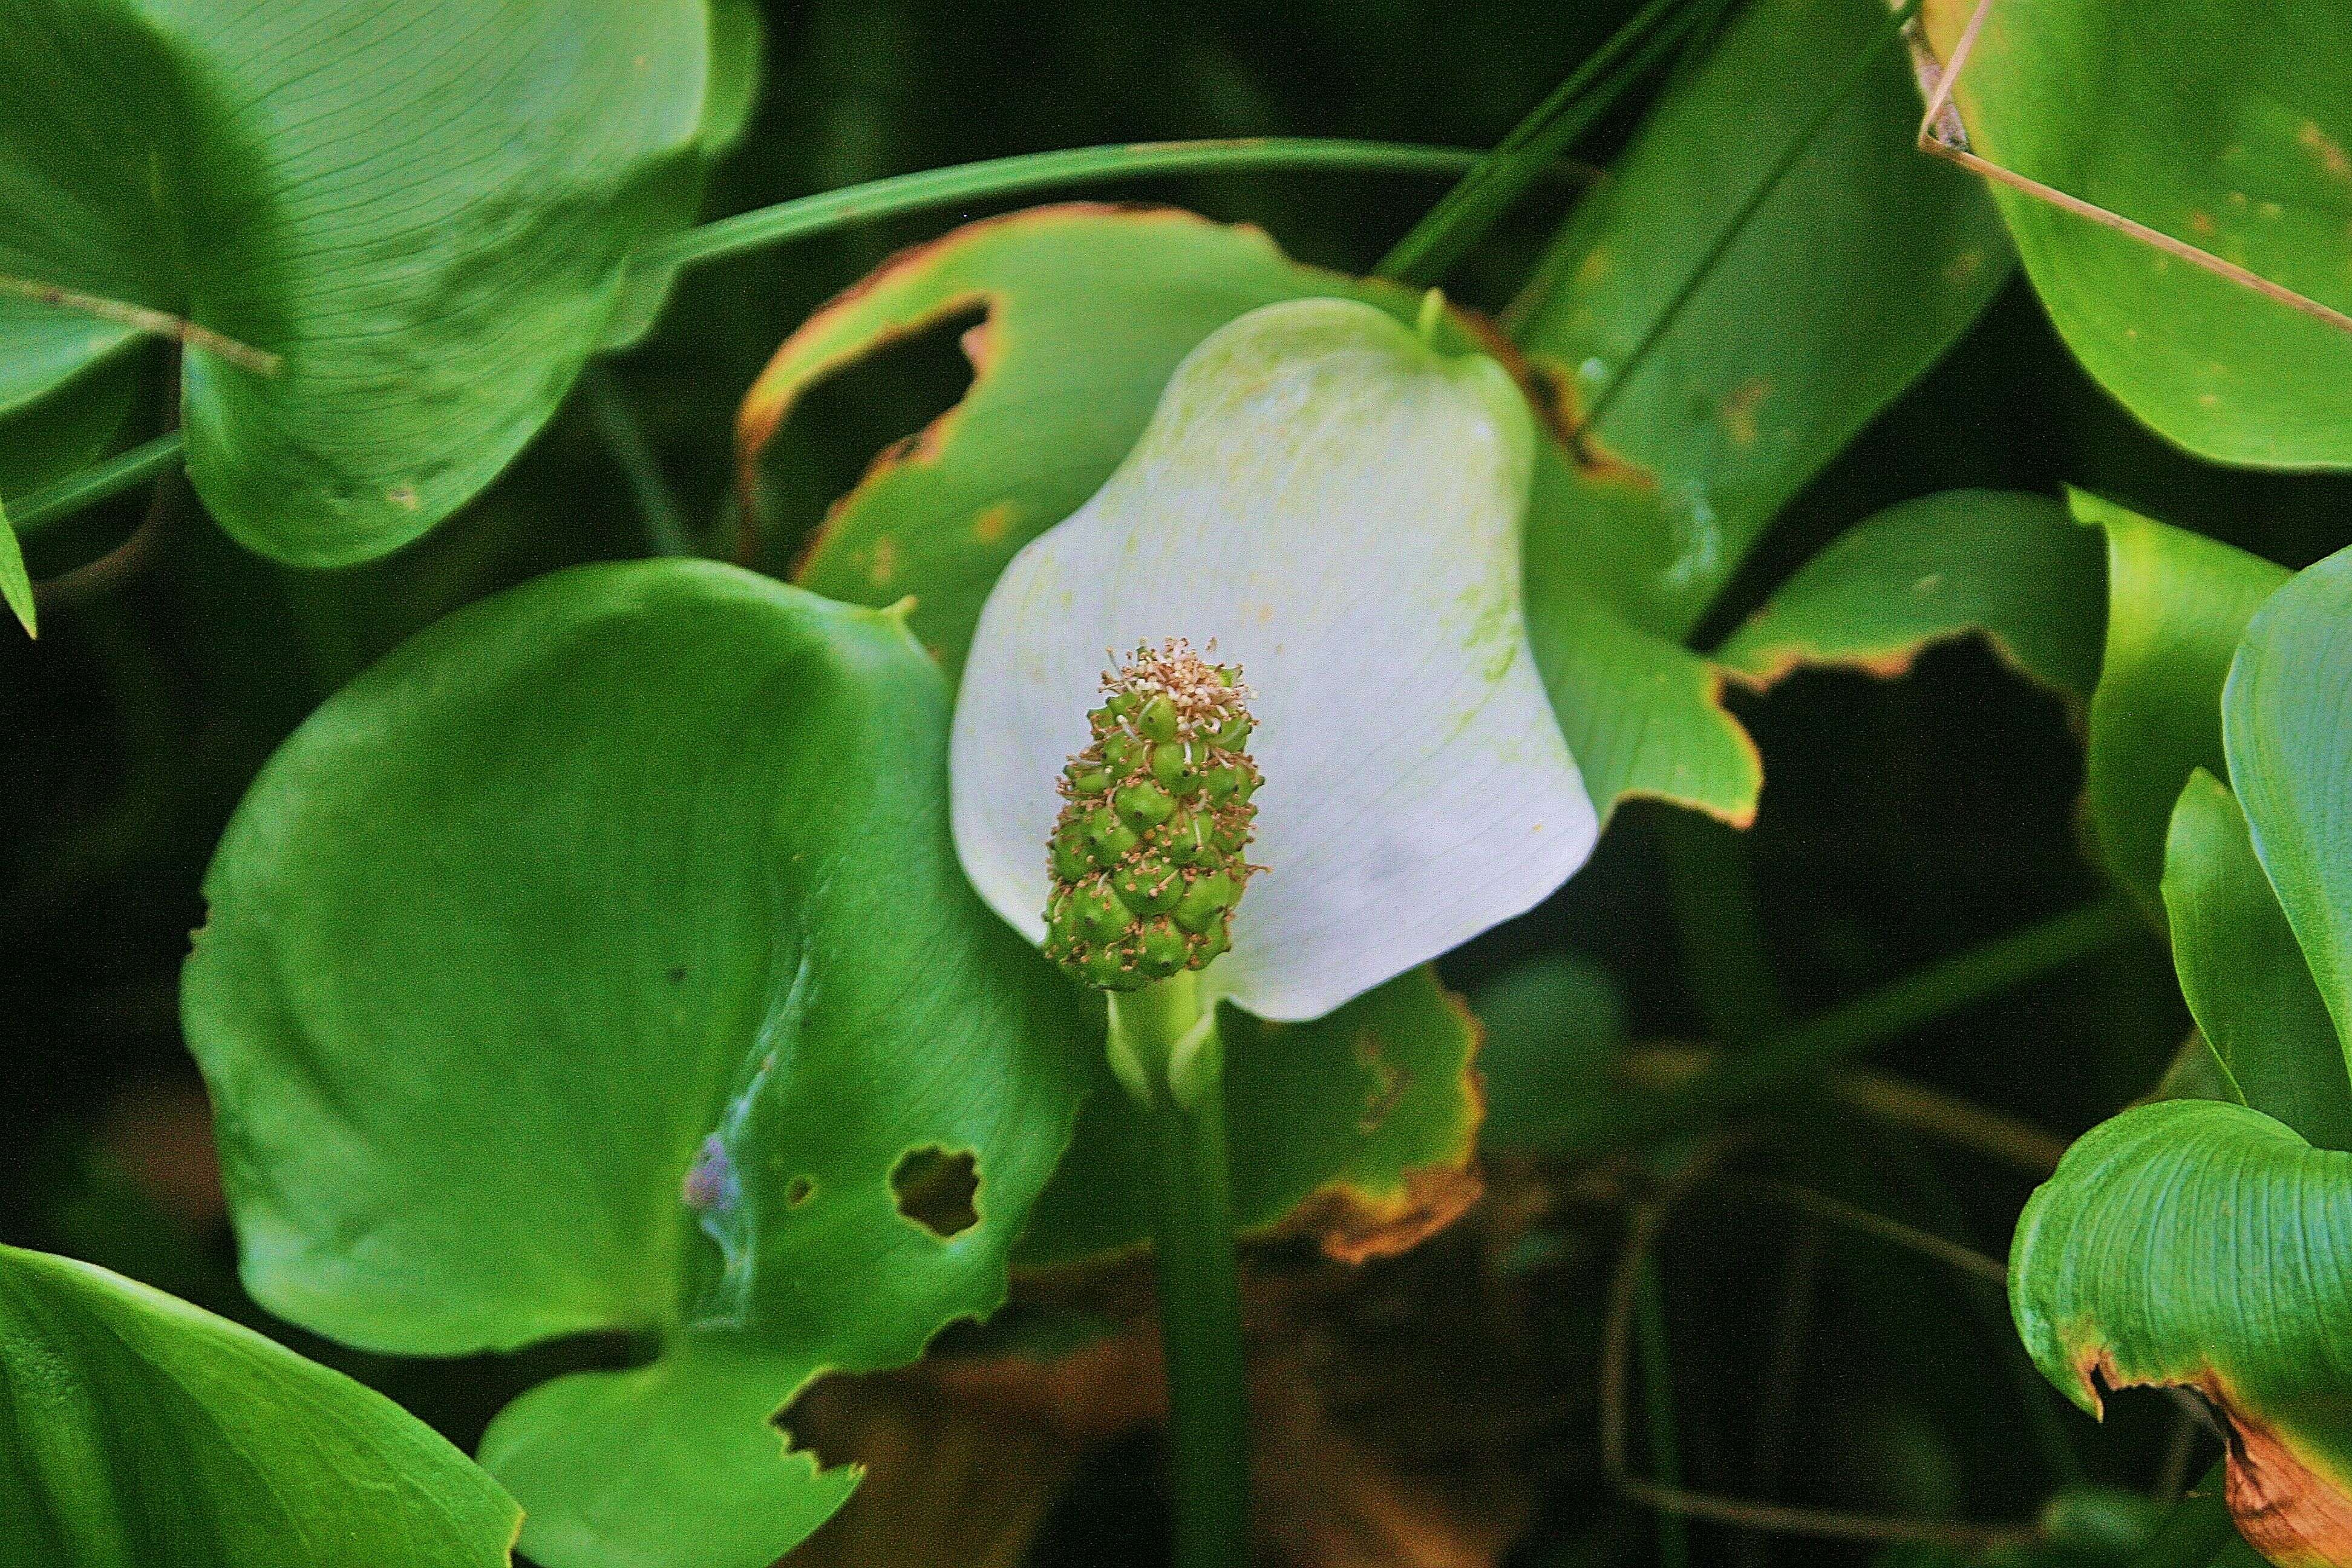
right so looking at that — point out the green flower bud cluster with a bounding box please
[1044,639,1259,991]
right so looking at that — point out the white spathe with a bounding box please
[950,297,1598,1022]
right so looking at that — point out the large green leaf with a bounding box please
[1714,490,2105,701]
[2226,543,2352,1055]
[2161,770,2352,1150]
[741,203,1760,825]
[0,1,747,566]
[1918,0,2352,466]
[2011,1101,2352,1567]
[1511,0,2011,637]
[183,561,1091,1568]
[2074,491,2286,911]
[0,1244,519,1567]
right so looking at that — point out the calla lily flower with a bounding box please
[950,297,1598,1022]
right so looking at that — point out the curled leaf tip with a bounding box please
[1044,639,1258,991]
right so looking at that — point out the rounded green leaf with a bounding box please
[1715,490,2105,701]
[2225,543,2352,1054]
[1,1244,520,1567]
[2074,491,2287,910]
[2161,769,2352,1150]
[2012,1100,2352,1565]
[1513,0,2011,635]
[949,298,1596,1023]
[1920,0,2352,466]
[0,1,747,564]
[183,560,1089,1568]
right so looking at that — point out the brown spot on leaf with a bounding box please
[1290,1161,1487,1266]
[2302,122,2352,183]
[971,501,1014,543]
[1518,354,1655,490]
[891,1145,981,1239]
[1719,376,1769,448]
[1354,1033,1410,1134]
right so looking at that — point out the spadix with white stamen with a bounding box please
[950,297,1599,1022]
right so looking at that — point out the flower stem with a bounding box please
[1109,976,1249,1568]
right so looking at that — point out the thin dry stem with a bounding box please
[1599,1142,2044,1552]
[1909,0,2352,338]
[0,273,283,374]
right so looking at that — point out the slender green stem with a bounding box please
[639,139,1485,273]
[1635,1265,1691,1568]
[1566,893,2143,1152]
[1376,0,1701,284]
[1660,811,1786,1044]
[10,431,185,533]
[581,367,694,558]
[1578,0,1924,438]
[1109,976,1249,1568]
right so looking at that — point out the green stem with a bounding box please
[1109,976,1249,1568]
[1376,0,1702,283]
[581,367,694,558]
[639,138,1485,273]
[1578,0,1924,438]
[10,431,184,533]
[1635,1264,1691,1568]
[1567,894,2144,1152]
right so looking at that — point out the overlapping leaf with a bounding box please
[2161,770,2352,1149]
[2073,491,2285,910]
[2014,544,2352,1567]
[183,561,1090,1568]
[0,0,753,566]
[1917,0,2352,466]
[1511,0,2011,637]
[1,1244,519,1567]
[1715,489,2104,701]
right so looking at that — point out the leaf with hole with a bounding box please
[0,1243,520,1567]
[1917,0,2352,466]
[0,1,752,566]
[183,561,1091,1568]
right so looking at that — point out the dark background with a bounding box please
[6,3,2343,1564]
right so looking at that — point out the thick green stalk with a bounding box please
[1110,976,1249,1568]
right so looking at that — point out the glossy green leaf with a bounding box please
[2161,769,2352,1149]
[1019,966,1486,1267]
[0,1243,519,1567]
[0,495,30,637]
[183,561,1090,1568]
[742,203,1759,825]
[1511,0,2011,636]
[0,1,746,566]
[1919,0,2352,466]
[2011,1100,2352,1566]
[2225,543,2352,1059]
[2074,491,2286,910]
[1715,490,2104,701]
